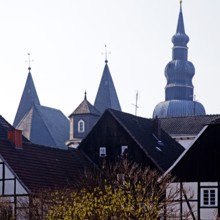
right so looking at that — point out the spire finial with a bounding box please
[26,53,34,72]
[84,90,87,100]
[102,45,111,64]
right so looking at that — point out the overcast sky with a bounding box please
[0,0,220,123]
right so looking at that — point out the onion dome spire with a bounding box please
[152,1,206,118]
[165,1,194,102]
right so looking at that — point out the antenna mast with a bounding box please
[134,91,139,116]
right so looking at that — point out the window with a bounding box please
[201,188,217,207]
[78,120,85,133]
[121,145,128,155]
[99,147,106,157]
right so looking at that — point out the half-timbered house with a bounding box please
[0,115,92,219]
[165,118,220,219]
[78,108,185,173]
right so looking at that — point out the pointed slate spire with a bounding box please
[13,67,40,127]
[94,59,121,114]
[172,1,189,47]
[177,1,184,33]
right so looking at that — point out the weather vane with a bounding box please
[101,45,111,63]
[25,53,34,71]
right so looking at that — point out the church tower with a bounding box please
[13,55,69,148]
[153,2,205,118]
[13,67,40,127]
[67,92,100,148]
[67,51,121,147]
[94,51,121,114]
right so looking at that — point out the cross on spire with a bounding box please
[26,53,34,72]
[102,45,111,64]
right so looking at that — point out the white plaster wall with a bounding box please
[167,182,219,219]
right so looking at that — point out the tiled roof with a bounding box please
[159,114,220,135]
[209,117,220,124]
[107,109,185,172]
[16,104,69,148]
[0,115,29,142]
[0,115,93,192]
[0,140,91,192]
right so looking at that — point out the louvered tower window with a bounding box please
[78,120,85,133]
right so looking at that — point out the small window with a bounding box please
[78,120,85,133]
[99,147,106,157]
[121,145,128,155]
[201,188,217,207]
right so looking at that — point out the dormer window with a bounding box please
[99,147,106,157]
[121,145,128,155]
[78,120,85,133]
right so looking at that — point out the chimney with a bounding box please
[8,129,22,148]
[153,117,161,140]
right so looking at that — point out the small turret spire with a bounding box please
[84,90,87,100]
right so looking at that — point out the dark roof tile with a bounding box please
[159,115,220,135]
[107,109,184,172]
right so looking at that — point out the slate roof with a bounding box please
[91,109,184,172]
[16,104,69,148]
[159,114,220,136]
[94,61,121,114]
[13,69,69,148]
[69,93,100,117]
[0,115,93,192]
[13,71,40,127]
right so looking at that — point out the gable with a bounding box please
[0,156,28,196]
[171,125,220,182]
[79,109,184,172]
